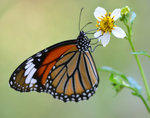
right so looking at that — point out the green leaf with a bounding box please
[127,77,142,94]
[98,66,142,96]
[130,51,150,58]
[97,66,127,80]
[98,66,122,75]
[130,11,136,24]
[109,74,125,93]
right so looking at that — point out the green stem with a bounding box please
[127,25,150,102]
[126,86,150,112]
[138,94,150,112]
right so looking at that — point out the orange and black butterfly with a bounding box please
[9,9,100,102]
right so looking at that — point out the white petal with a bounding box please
[100,33,110,47]
[111,8,121,21]
[94,7,106,21]
[112,27,126,38]
[94,31,102,40]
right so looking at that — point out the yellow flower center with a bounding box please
[96,12,115,34]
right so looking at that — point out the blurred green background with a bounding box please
[1,0,150,118]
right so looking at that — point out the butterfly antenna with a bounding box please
[79,8,84,32]
[80,22,92,31]
[85,28,97,34]
[91,44,103,52]
[78,8,93,32]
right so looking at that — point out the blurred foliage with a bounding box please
[99,66,150,113]
[131,51,150,58]
[98,66,142,96]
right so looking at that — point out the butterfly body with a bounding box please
[76,31,91,52]
[9,31,99,102]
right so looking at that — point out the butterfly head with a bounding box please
[76,31,91,52]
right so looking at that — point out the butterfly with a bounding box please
[9,9,100,102]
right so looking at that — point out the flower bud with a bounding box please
[121,6,130,16]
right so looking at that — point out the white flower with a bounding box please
[94,7,126,47]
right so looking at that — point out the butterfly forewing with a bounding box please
[9,40,77,93]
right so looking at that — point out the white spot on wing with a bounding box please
[24,64,35,76]
[10,81,13,85]
[48,76,50,79]
[88,93,92,97]
[66,98,69,101]
[36,53,42,57]
[29,84,33,87]
[78,97,81,101]
[76,94,79,98]
[34,88,37,91]
[26,58,33,64]
[71,98,75,101]
[25,62,32,69]
[30,78,37,84]
[46,83,49,88]
[25,68,37,84]
[53,66,55,69]
[44,49,48,52]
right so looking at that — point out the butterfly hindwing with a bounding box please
[44,46,99,102]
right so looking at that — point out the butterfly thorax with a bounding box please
[76,31,91,52]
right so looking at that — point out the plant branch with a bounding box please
[138,94,150,112]
[126,25,150,102]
